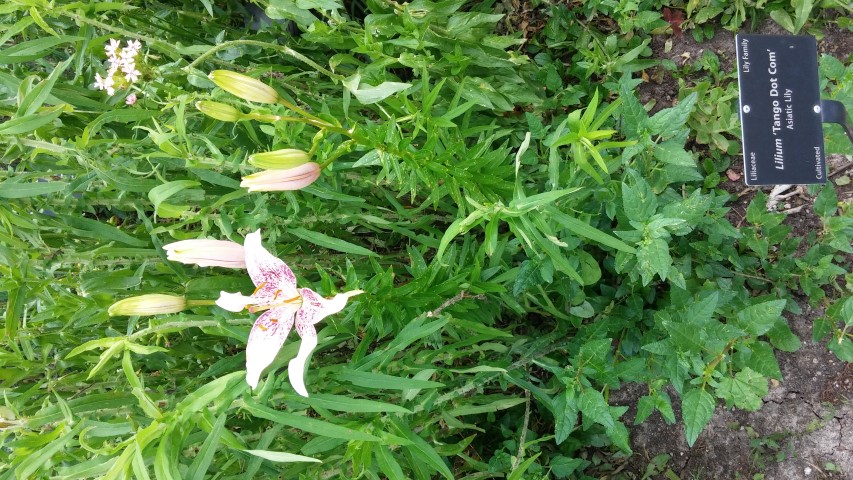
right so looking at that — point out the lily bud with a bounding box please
[108,294,187,316]
[163,239,247,268]
[241,163,321,192]
[248,149,311,170]
[209,70,280,104]
[196,101,244,122]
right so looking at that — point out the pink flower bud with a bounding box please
[163,239,247,268]
[240,162,321,192]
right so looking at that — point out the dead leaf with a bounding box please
[662,7,684,37]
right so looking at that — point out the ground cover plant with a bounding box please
[0,0,851,478]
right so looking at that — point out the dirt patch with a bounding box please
[817,19,853,61]
[637,26,736,113]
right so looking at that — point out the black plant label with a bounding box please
[736,34,826,185]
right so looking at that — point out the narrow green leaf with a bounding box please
[397,423,453,480]
[81,109,159,143]
[66,337,125,358]
[375,447,406,480]
[508,188,581,213]
[289,227,378,257]
[336,369,444,390]
[0,36,83,63]
[384,317,448,355]
[176,371,244,413]
[0,179,68,198]
[28,393,136,429]
[131,446,152,480]
[549,209,635,253]
[243,399,381,441]
[435,210,485,262]
[302,394,412,414]
[0,104,66,135]
[87,341,127,380]
[58,214,147,247]
[148,180,200,213]
[448,396,527,417]
[18,59,70,116]
[187,413,228,480]
[15,423,83,480]
[508,452,542,480]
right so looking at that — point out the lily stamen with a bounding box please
[247,295,303,314]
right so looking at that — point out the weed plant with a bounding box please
[0,0,851,478]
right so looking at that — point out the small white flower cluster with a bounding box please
[93,39,142,104]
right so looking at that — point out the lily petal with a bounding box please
[246,308,297,389]
[288,323,318,397]
[298,288,364,325]
[244,230,298,299]
[216,291,256,312]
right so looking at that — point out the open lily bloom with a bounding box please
[216,230,362,396]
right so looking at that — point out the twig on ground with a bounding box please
[426,291,486,318]
[830,159,853,178]
[512,389,532,471]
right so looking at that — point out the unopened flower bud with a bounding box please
[241,163,321,192]
[163,239,246,268]
[248,149,311,170]
[209,70,280,104]
[108,294,187,316]
[196,101,244,122]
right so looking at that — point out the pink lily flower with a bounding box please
[215,230,363,396]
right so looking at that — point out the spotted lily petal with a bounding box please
[246,307,297,389]
[288,324,318,397]
[244,230,298,301]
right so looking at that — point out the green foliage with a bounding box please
[0,0,850,478]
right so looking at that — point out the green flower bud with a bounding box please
[208,70,281,104]
[248,149,311,170]
[108,294,187,316]
[196,101,244,122]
